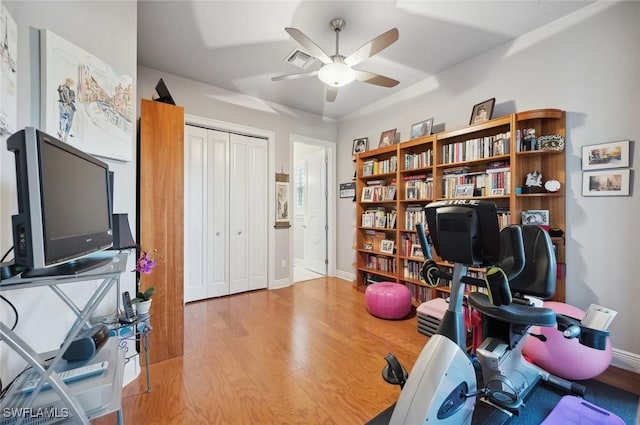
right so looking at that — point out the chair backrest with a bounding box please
[500,225,556,299]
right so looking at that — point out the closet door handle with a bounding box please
[237,231,242,235]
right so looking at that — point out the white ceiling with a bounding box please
[137,1,593,120]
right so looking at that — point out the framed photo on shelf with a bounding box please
[385,185,397,201]
[455,184,475,197]
[352,137,368,155]
[361,187,374,202]
[490,188,505,196]
[582,169,631,196]
[410,118,434,139]
[410,244,424,258]
[379,128,397,148]
[581,140,630,170]
[469,98,495,125]
[521,210,549,226]
[380,239,395,254]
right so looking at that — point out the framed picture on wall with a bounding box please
[581,140,630,170]
[582,169,631,196]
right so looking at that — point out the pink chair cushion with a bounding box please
[365,282,412,319]
[522,301,612,380]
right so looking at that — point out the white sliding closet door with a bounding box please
[229,133,268,294]
[184,126,267,302]
[184,127,229,302]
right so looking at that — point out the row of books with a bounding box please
[400,233,422,257]
[405,281,433,304]
[404,150,433,170]
[403,259,425,281]
[441,132,511,164]
[406,178,434,200]
[364,254,396,273]
[361,184,396,202]
[362,156,398,176]
[405,204,428,230]
[442,169,511,198]
[362,208,397,229]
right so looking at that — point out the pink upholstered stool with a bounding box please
[365,282,412,319]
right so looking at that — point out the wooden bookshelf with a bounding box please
[353,109,566,306]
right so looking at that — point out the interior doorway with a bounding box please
[292,138,330,283]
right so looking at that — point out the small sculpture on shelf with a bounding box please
[523,170,545,193]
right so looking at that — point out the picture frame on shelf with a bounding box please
[469,98,495,125]
[490,188,505,196]
[385,185,397,201]
[380,239,394,254]
[410,118,434,139]
[352,137,368,155]
[455,184,475,198]
[582,169,631,196]
[410,243,424,259]
[581,140,630,170]
[521,210,549,226]
[362,214,374,228]
[379,128,397,148]
[363,243,373,250]
[361,187,374,202]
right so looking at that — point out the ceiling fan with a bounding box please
[272,18,399,102]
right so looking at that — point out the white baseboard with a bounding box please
[270,277,291,290]
[611,348,640,374]
[335,269,355,283]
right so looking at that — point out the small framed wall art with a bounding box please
[582,169,631,197]
[581,140,630,170]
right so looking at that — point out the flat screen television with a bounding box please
[7,127,113,277]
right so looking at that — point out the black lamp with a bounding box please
[110,213,137,250]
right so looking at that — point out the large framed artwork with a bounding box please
[0,2,17,136]
[40,29,134,161]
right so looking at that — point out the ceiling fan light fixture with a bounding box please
[318,62,355,87]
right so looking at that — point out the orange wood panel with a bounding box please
[139,99,185,364]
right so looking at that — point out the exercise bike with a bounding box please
[369,200,609,425]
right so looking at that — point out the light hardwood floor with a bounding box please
[99,277,640,424]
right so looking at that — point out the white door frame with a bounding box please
[185,114,277,291]
[290,134,336,280]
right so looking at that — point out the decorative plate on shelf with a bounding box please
[538,135,565,151]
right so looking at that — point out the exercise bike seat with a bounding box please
[469,224,558,327]
[468,293,556,326]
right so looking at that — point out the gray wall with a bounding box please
[336,2,640,357]
[0,1,137,383]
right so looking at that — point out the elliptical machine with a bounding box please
[371,200,608,425]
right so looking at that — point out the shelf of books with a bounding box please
[354,109,566,304]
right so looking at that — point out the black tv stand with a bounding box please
[21,256,113,278]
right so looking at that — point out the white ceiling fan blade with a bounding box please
[272,70,318,82]
[285,27,333,65]
[326,86,338,102]
[344,28,399,67]
[354,70,399,88]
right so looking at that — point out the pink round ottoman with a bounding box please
[365,282,412,319]
[522,301,612,380]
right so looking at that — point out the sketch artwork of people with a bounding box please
[57,78,76,142]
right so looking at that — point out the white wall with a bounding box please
[0,1,137,383]
[336,2,640,357]
[136,66,337,282]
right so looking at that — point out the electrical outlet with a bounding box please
[281,260,287,268]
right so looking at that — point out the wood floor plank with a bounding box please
[99,277,638,425]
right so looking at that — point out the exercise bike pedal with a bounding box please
[484,389,524,416]
[382,353,408,389]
